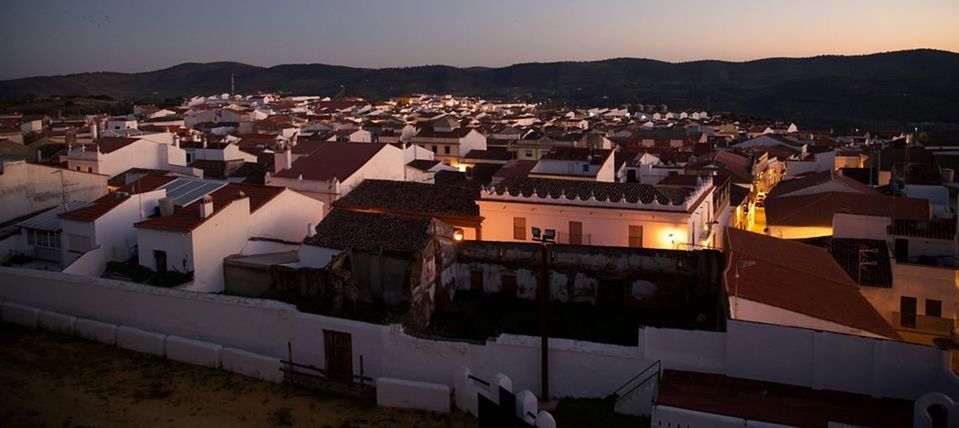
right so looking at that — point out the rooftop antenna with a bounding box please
[857,245,879,286]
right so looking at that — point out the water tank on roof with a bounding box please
[158,198,175,217]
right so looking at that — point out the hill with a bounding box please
[1,49,957,127]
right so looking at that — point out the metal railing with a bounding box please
[889,312,955,336]
[555,232,591,245]
[612,360,661,407]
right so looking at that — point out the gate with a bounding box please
[477,386,534,428]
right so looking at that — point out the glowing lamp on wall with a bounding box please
[453,228,464,242]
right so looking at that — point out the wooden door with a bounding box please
[628,225,644,248]
[569,221,583,245]
[900,296,917,329]
[323,330,353,382]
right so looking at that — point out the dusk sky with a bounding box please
[1,0,957,80]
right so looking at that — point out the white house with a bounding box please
[266,142,405,210]
[478,176,723,248]
[65,133,197,178]
[134,183,325,292]
[724,228,899,339]
[410,117,487,167]
[58,184,170,275]
[528,148,616,182]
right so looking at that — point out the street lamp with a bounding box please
[530,226,555,400]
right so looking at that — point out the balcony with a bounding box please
[555,232,591,246]
[889,312,956,337]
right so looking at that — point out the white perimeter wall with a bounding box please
[0,267,955,403]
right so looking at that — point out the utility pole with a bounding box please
[531,226,555,400]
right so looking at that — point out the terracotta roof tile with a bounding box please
[134,183,284,232]
[274,142,390,181]
[725,228,899,338]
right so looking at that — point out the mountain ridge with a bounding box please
[2,49,957,127]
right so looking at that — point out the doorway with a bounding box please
[323,330,353,383]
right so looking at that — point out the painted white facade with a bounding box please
[731,298,888,339]
[478,180,718,249]
[66,133,194,177]
[137,189,324,292]
[0,160,108,224]
[61,189,167,268]
[266,144,405,209]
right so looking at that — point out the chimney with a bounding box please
[89,121,98,139]
[285,147,292,170]
[199,195,214,218]
[306,223,316,238]
[173,134,180,148]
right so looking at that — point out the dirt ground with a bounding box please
[0,324,473,428]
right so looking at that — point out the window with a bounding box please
[926,299,943,318]
[525,150,533,158]
[513,217,526,240]
[582,164,589,172]
[27,229,36,245]
[628,225,644,248]
[75,166,81,171]
[87,167,93,173]
[444,146,451,154]
[569,221,583,245]
[431,145,438,153]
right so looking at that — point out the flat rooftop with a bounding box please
[656,369,912,428]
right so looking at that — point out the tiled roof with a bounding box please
[135,183,283,232]
[406,159,441,171]
[59,192,132,222]
[274,142,389,181]
[891,218,956,240]
[657,369,911,428]
[492,160,536,180]
[725,228,899,338]
[463,149,513,161]
[412,127,475,139]
[334,179,480,219]
[765,192,929,227]
[304,209,435,255]
[539,148,611,165]
[78,137,139,154]
[117,174,178,193]
[489,177,694,206]
[769,170,878,198]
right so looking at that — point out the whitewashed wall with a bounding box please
[0,267,955,403]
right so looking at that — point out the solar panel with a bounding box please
[159,178,226,206]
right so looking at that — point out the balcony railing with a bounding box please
[555,232,591,246]
[889,312,955,336]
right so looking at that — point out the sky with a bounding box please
[1,0,957,80]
